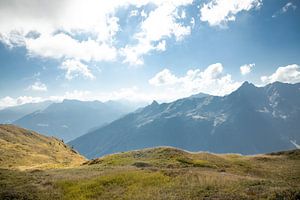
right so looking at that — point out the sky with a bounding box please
[0,0,300,109]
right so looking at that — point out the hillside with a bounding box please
[70,81,300,158]
[0,124,86,169]
[0,146,299,199]
[14,99,140,141]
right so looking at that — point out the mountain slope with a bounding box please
[0,124,86,169]
[0,101,52,123]
[0,146,299,199]
[14,99,139,141]
[69,82,300,158]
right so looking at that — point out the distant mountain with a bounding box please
[188,92,209,99]
[0,124,85,169]
[69,82,300,158]
[14,99,140,141]
[0,101,52,123]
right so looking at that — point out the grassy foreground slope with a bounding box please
[0,124,86,169]
[1,144,300,200]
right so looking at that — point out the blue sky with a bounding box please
[0,0,300,108]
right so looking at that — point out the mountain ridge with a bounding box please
[0,101,52,123]
[14,99,140,141]
[69,81,300,158]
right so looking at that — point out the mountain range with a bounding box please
[69,81,300,158]
[0,101,52,123]
[13,99,141,141]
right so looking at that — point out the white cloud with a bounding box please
[200,0,262,27]
[149,69,178,86]
[0,1,120,46]
[0,90,91,109]
[94,86,146,102]
[0,62,242,109]
[240,63,255,75]
[95,86,190,103]
[0,96,44,109]
[0,88,147,110]
[282,2,297,12]
[141,10,148,18]
[27,81,48,92]
[0,96,17,109]
[140,2,192,42]
[2,64,300,110]
[121,0,193,65]
[155,40,166,51]
[0,0,194,67]
[261,64,300,84]
[25,33,117,62]
[149,63,241,96]
[59,90,92,101]
[272,2,297,18]
[60,59,95,80]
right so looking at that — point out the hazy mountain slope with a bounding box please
[0,124,86,169]
[0,147,299,199]
[69,82,300,158]
[0,101,52,123]
[14,99,139,141]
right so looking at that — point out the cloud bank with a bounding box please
[149,63,242,96]
[0,0,194,68]
[200,0,262,27]
[2,63,300,109]
[261,64,300,84]
[0,0,265,75]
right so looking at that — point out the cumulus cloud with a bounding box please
[149,69,178,86]
[149,63,241,96]
[200,0,262,27]
[240,63,255,75]
[0,0,194,67]
[25,33,117,62]
[27,81,48,92]
[60,59,95,80]
[121,1,193,65]
[272,2,297,18]
[0,1,119,47]
[261,64,300,84]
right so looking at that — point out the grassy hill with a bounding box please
[1,140,299,199]
[0,124,86,170]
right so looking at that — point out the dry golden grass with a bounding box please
[0,125,299,199]
[1,146,299,200]
[0,124,86,170]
